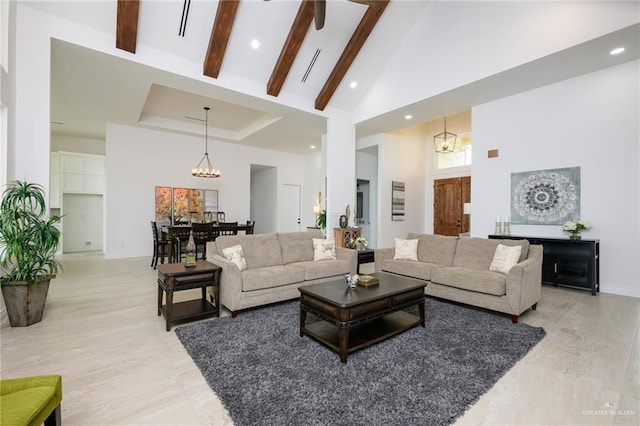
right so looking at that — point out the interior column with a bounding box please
[324,114,356,231]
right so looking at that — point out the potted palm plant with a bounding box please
[0,181,61,326]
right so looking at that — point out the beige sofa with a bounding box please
[375,234,542,323]
[206,230,357,317]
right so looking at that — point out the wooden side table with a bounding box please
[157,260,221,331]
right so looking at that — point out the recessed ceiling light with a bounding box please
[310,145,316,149]
[404,115,413,120]
[251,39,260,49]
[350,81,358,89]
[610,47,625,55]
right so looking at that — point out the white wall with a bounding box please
[105,123,304,259]
[325,115,356,229]
[51,134,105,156]
[356,148,378,247]
[355,1,639,123]
[472,60,640,298]
[302,151,322,229]
[361,133,426,248]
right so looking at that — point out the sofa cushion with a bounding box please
[221,244,247,271]
[394,238,419,261]
[431,266,506,296]
[380,259,440,281]
[216,234,283,269]
[489,244,522,274]
[241,265,305,292]
[289,259,351,281]
[488,238,530,262]
[452,238,529,270]
[312,238,336,261]
[407,233,458,265]
[277,230,323,264]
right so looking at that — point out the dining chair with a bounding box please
[150,221,173,269]
[218,221,238,236]
[191,222,213,260]
[245,220,255,234]
[216,211,225,224]
[171,226,192,262]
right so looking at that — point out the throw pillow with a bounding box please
[393,238,419,261]
[222,244,247,271]
[489,243,522,274]
[313,238,336,261]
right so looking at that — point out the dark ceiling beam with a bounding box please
[116,0,140,54]
[203,0,240,79]
[315,0,389,111]
[267,0,315,97]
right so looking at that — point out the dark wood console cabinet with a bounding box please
[489,235,599,295]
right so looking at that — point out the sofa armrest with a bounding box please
[374,248,395,273]
[505,244,543,314]
[206,254,243,311]
[336,247,357,274]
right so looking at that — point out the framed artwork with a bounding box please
[154,186,172,224]
[155,187,218,225]
[392,181,405,221]
[511,167,580,225]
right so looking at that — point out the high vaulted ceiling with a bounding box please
[31,1,639,154]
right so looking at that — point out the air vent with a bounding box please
[302,49,321,83]
[179,0,191,37]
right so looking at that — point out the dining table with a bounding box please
[161,223,250,262]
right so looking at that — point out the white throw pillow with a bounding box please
[222,244,247,271]
[394,238,419,261]
[489,244,522,274]
[313,238,336,261]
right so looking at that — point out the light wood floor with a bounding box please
[1,254,638,425]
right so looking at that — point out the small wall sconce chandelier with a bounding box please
[192,106,221,178]
[434,116,457,153]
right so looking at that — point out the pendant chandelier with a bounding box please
[434,116,457,153]
[192,106,221,178]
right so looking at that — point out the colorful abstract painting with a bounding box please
[511,167,580,225]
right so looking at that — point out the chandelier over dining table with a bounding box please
[192,106,221,178]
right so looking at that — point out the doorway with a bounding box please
[250,164,277,234]
[433,176,470,236]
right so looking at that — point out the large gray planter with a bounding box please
[1,277,52,327]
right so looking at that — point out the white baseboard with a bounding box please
[601,285,640,299]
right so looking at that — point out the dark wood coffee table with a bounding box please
[299,273,426,363]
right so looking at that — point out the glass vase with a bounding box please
[569,233,581,240]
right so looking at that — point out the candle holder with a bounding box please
[503,221,511,236]
[494,219,503,236]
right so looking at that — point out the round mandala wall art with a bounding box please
[510,167,580,225]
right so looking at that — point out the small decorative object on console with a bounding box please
[342,273,358,288]
[357,275,379,287]
[185,230,197,267]
[494,216,502,236]
[355,236,368,251]
[502,216,511,236]
[563,219,591,240]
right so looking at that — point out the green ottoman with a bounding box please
[0,375,62,426]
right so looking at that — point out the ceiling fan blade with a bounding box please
[314,0,325,30]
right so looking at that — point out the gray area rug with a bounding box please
[176,298,545,426]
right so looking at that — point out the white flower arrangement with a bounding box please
[563,219,591,234]
[355,237,368,247]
